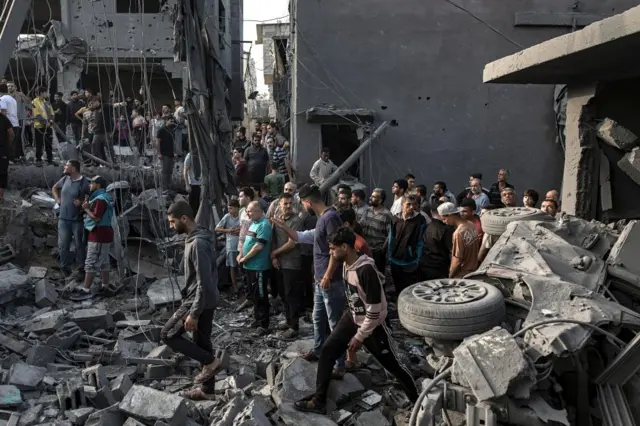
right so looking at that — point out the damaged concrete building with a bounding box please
[281,0,640,192]
[484,4,640,222]
[11,0,245,118]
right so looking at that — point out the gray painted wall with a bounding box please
[290,0,640,198]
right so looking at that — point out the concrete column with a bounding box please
[561,83,599,219]
[57,63,82,94]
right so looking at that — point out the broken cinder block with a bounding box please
[109,374,133,402]
[56,377,86,412]
[618,147,640,187]
[35,279,58,308]
[7,362,45,390]
[119,385,188,425]
[46,322,83,349]
[71,309,113,334]
[597,118,639,151]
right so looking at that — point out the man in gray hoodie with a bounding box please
[162,201,221,400]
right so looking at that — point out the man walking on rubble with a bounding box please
[293,227,418,415]
[162,201,222,401]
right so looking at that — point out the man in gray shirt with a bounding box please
[271,193,303,340]
[52,160,91,281]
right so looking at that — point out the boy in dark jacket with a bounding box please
[387,195,427,295]
[162,201,222,400]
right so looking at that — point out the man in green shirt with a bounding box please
[238,200,273,335]
[264,162,285,200]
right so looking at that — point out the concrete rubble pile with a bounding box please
[402,211,640,425]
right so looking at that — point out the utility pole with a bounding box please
[0,0,31,76]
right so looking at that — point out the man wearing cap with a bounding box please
[418,200,454,281]
[438,202,481,279]
[78,176,114,296]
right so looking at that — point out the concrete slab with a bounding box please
[483,5,640,84]
[25,310,65,334]
[271,358,317,407]
[119,385,187,425]
[232,399,270,426]
[146,277,185,310]
[277,402,338,426]
[618,147,640,187]
[597,118,638,151]
[65,407,95,425]
[70,309,113,334]
[7,362,46,390]
[0,386,22,408]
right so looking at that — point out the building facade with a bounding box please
[11,0,243,118]
[288,0,640,195]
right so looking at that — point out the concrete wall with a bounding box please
[290,0,640,198]
[230,0,244,121]
[61,0,177,59]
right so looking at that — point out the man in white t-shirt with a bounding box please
[0,83,19,160]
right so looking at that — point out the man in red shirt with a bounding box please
[78,176,114,297]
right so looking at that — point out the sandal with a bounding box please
[180,387,214,401]
[299,350,319,362]
[194,358,222,384]
[331,369,346,380]
[293,395,326,415]
[345,360,362,371]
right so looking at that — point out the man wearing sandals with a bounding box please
[162,201,222,399]
[293,228,418,415]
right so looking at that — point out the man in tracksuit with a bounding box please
[387,195,427,295]
[162,201,221,400]
[293,228,418,415]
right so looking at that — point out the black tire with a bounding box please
[480,207,553,237]
[398,279,505,340]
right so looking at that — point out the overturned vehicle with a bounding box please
[399,208,640,426]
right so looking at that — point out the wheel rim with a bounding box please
[488,207,538,218]
[411,279,487,304]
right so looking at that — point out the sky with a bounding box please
[242,0,289,93]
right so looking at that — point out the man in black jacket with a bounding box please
[418,200,454,281]
[162,201,222,400]
[387,195,427,295]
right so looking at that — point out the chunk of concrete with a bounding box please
[109,374,133,401]
[65,407,95,425]
[28,266,47,279]
[228,368,255,389]
[122,419,145,426]
[56,377,86,412]
[26,345,57,367]
[327,373,365,405]
[232,399,270,426]
[35,279,58,308]
[0,385,22,408]
[209,395,246,426]
[0,331,29,355]
[597,118,638,151]
[618,147,640,187]
[146,277,185,310]
[85,404,125,426]
[7,362,46,390]
[452,328,536,402]
[119,385,187,425]
[19,403,44,426]
[70,309,112,334]
[271,358,317,407]
[25,309,65,334]
[354,410,391,426]
[277,403,338,426]
[0,268,29,304]
[45,322,83,349]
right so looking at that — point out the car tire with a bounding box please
[480,207,553,237]
[398,279,505,341]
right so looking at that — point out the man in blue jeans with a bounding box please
[52,160,91,281]
[273,184,347,377]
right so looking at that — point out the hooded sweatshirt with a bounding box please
[183,226,219,319]
[343,255,388,342]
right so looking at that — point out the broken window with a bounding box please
[116,0,164,14]
[321,124,361,178]
[219,1,227,50]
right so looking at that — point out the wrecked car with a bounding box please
[398,209,640,425]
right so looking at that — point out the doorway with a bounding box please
[321,124,360,178]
